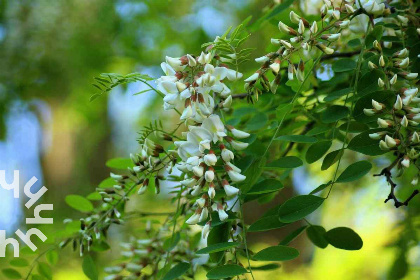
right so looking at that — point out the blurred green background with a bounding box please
[0,0,419,279]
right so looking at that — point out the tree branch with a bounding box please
[320,51,360,61]
[374,155,419,208]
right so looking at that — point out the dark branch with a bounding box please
[320,51,360,61]
[374,155,419,208]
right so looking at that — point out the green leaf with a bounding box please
[162,263,191,280]
[336,161,372,183]
[38,262,52,280]
[265,156,303,169]
[46,250,59,266]
[275,135,317,143]
[247,179,283,195]
[98,177,115,188]
[279,226,308,246]
[332,58,356,72]
[347,129,388,156]
[254,245,299,261]
[246,112,268,131]
[248,215,287,232]
[251,264,281,271]
[86,192,102,201]
[365,25,383,49]
[321,149,344,170]
[306,141,332,164]
[207,223,230,262]
[353,90,394,123]
[307,225,329,249]
[163,232,180,251]
[338,121,369,133]
[307,126,330,136]
[357,69,385,96]
[206,264,248,279]
[196,242,240,255]
[321,105,349,123]
[10,257,29,267]
[278,195,324,223]
[82,255,98,280]
[309,182,331,195]
[249,0,294,31]
[65,195,94,213]
[324,227,363,250]
[241,157,266,194]
[105,158,134,169]
[2,269,22,279]
[323,88,352,102]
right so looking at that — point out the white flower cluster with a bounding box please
[157,53,242,122]
[156,52,250,238]
[244,1,352,94]
[363,31,419,184]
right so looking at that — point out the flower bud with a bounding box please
[401,115,408,127]
[316,43,334,54]
[385,135,398,148]
[298,20,305,34]
[186,210,201,225]
[278,21,297,36]
[379,140,389,150]
[345,4,355,13]
[202,222,211,239]
[204,152,218,166]
[216,203,229,221]
[244,72,260,82]
[377,118,392,128]
[373,40,381,51]
[369,131,386,140]
[394,95,403,110]
[364,108,376,116]
[378,78,384,88]
[208,183,215,198]
[390,74,397,85]
[372,99,385,111]
[310,21,318,33]
[379,56,385,67]
[368,61,378,70]
[401,156,410,168]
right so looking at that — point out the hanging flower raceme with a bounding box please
[156,52,242,123]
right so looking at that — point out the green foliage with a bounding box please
[278,195,324,223]
[206,264,248,279]
[65,195,94,213]
[253,245,299,261]
[162,263,191,280]
[82,255,98,280]
[324,227,363,251]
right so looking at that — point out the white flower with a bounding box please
[364,108,375,116]
[377,118,391,128]
[186,212,200,225]
[202,222,211,239]
[223,183,239,197]
[192,165,204,177]
[289,11,301,24]
[138,185,147,195]
[205,169,215,182]
[187,54,196,67]
[385,135,397,148]
[196,197,206,208]
[401,157,410,168]
[202,114,227,143]
[208,183,215,199]
[110,173,123,180]
[221,148,234,162]
[229,127,250,139]
[180,106,193,120]
[226,69,243,81]
[244,72,260,82]
[310,21,318,33]
[199,208,208,222]
[394,95,403,110]
[204,153,217,166]
[160,62,176,76]
[222,95,232,109]
[191,185,202,196]
[379,140,389,150]
[216,204,229,221]
[230,140,249,150]
[390,74,397,85]
[228,170,246,182]
[166,56,186,71]
[255,56,270,64]
[180,178,196,187]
